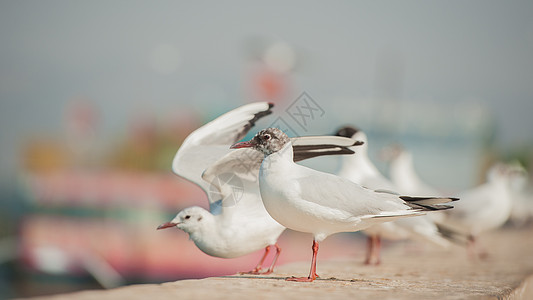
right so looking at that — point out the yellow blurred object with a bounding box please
[23,139,71,173]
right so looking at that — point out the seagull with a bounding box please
[231,128,458,281]
[335,126,454,265]
[157,102,360,275]
[505,162,533,227]
[439,162,526,257]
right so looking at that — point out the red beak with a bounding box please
[230,140,255,149]
[157,221,177,230]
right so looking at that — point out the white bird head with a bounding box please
[487,162,528,185]
[230,128,290,156]
[157,206,211,233]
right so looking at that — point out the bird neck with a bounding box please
[261,142,294,174]
[339,145,378,175]
[391,152,419,186]
[187,217,227,256]
[269,142,294,161]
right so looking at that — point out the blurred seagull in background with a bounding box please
[506,162,533,227]
[438,162,526,258]
[335,126,456,265]
[158,102,360,275]
[231,128,458,281]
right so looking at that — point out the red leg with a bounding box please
[475,237,489,259]
[364,235,374,265]
[375,236,382,265]
[467,235,489,260]
[240,246,270,275]
[286,240,319,282]
[467,235,476,259]
[365,235,381,265]
[261,244,281,275]
[478,248,489,260]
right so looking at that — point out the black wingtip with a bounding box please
[420,203,455,211]
[400,196,459,211]
[235,103,275,143]
[249,103,274,126]
[335,126,360,138]
[400,196,459,202]
[435,223,470,246]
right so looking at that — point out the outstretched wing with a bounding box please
[172,102,273,196]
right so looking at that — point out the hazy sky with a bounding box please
[1,0,533,181]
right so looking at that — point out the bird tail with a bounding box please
[434,222,470,246]
[400,196,459,211]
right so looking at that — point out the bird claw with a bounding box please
[239,268,262,275]
[364,259,381,265]
[286,276,316,282]
[239,267,275,275]
[285,272,319,282]
[478,251,489,260]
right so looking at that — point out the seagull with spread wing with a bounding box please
[158,102,360,275]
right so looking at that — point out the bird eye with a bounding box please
[185,215,191,220]
[263,134,271,140]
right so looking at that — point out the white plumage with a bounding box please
[336,128,453,264]
[232,128,457,281]
[160,102,361,274]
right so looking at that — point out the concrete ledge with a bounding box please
[29,227,533,300]
[506,274,533,300]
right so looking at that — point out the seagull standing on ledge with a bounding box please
[439,162,524,258]
[231,128,458,282]
[158,102,361,275]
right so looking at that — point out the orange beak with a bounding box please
[157,221,177,230]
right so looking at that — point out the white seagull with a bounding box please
[506,162,532,227]
[440,162,526,257]
[335,126,454,265]
[157,102,360,275]
[231,128,458,281]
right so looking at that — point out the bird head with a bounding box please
[334,126,359,139]
[157,206,210,233]
[230,128,290,156]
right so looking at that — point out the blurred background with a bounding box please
[1,0,532,298]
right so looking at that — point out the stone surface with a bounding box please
[29,227,533,300]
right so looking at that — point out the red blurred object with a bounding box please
[20,170,366,281]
